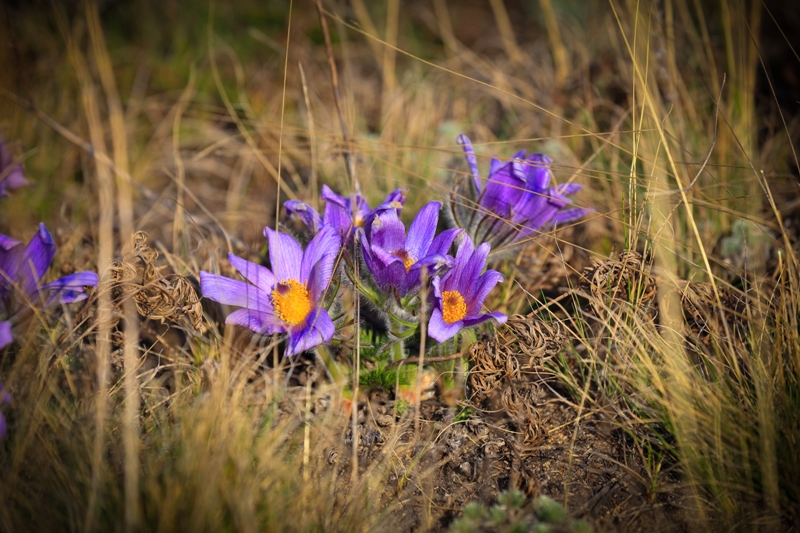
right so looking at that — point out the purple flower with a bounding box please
[285,185,406,241]
[199,225,341,356]
[0,223,98,348]
[0,321,11,351]
[451,134,588,249]
[361,201,461,297]
[428,235,507,343]
[0,138,27,197]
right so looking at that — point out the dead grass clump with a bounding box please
[579,251,656,321]
[109,232,203,333]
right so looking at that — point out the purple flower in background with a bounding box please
[285,185,406,241]
[361,201,461,298]
[428,236,507,343]
[0,223,98,349]
[0,138,27,197]
[449,134,588,250]
[0,321,11,350]
[199,225,341,356]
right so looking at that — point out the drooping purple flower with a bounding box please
[0,223,98,348]
[0,138,27,197]
[450,134,588,250]
[361,201,461,297]
[199,224,341,356]
[428,235,507,343]
[285,185,406,242]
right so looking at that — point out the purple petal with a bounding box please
[300,225,341,288]
[403,253,453,295]
[522,198,566,231]
[431,275,443,298]
[285,307,334,356]
[488,158,503,177]
[323,201,353,238]
[522,154,551,189]
[369,211,407,252]
[511,152,528,182]
[456,242,490,296]
[427,307,463,343]
[371,245,402,268]
[482,162,524,217]
[264,228,303,282]
[382,188,407,206]
[0,234,22,281]
[284,200,323,234]
[557,183,581,196]
[199,272,274,313]
[363,199,404,241]
[320,184,350,209]
[427,228,462,258]
[0,234,21,251]
[442,235,475,292]
[461,311,507,328]
[41,271,98,290]
[405,202,441,260]
[41,271,98,304]
[0,167,27,196]
[351,194,370,222]
[19,224,56,297]
[228,253,276,293]
[362,234,398,293]
[552,208,589,225]
[369,247,407,291]
[466,269,505,315]
[457,134,482,194]
[0,321,12,349]
[226,308,280,335]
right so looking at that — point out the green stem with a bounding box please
[348,270,384,308]
[387,309,418,329]
[391,340,405,362]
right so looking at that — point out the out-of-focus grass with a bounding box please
[0,0,799,530]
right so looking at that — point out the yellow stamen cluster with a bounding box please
[441,290,467,324]
[393,249,416,273]
[271,279,311,325]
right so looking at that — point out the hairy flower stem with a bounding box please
[391,340,405,362]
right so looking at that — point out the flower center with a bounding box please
[353,215,364,227]
[393,249,416,273]
[441,290,467,324]
[271,279,311,326]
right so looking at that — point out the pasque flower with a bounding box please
[361,201,461,298]
[0,138,27,197]
[200,224,341,356]
[285,185,406,241]
[428,235,507,343]
[450,134,588,250]
[1,223,98,348]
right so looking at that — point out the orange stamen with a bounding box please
[271,279,312,325]
[392,249,416,273]
[442,290,467,323]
